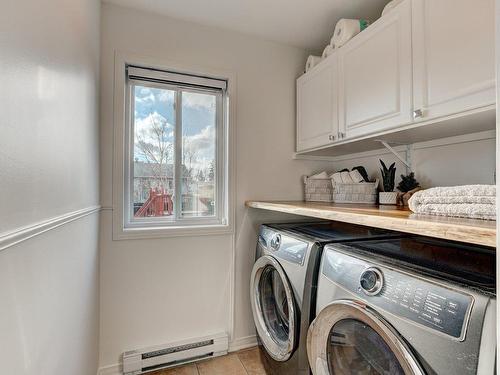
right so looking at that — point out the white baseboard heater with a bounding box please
[122,332,229,374]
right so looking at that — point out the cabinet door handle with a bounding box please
[329,134,336,141]
[339,132,346,139]
[413,109,423,119]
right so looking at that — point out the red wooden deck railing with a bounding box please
[135,188,173,217]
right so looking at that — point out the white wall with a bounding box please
[0,0,100,234]
[327,132,496,189]
[99,3,333,371]
[0,0,101,374]
[99,3,496,373]
[0,215,100,375]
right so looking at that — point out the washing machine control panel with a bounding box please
[259,227,308,265]
[322,247,474,339]
[378,272,472,339]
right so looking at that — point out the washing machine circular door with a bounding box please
[250,255,297,362]
[307,300,424,375]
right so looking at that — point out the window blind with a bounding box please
[127,65,227,91]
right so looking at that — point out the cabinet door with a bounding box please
[412,0,495,121]
[339,0,412,139]
[296,55,339,152]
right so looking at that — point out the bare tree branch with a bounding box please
[135,113,173,189]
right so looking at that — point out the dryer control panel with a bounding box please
[322,247,474,340]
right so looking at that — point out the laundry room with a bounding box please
[0,0,498,374]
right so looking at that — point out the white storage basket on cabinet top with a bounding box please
[304,176,334,202]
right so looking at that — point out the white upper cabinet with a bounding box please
[412,0,495,121]
[297,54,340,152]
[339,0,412,139]
[295,0,495,155]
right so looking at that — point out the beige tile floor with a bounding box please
[149,347,271,375]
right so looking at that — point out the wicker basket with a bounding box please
[333,179,379,204]
[304,176,334,202]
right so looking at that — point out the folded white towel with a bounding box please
[408,185,496,221]
[349,170,364,183]
[322,44,334,58]
[382,0,404,16]
[340,171,354,184]
[408,203,496,221]
[306,55,323,72]
[331,172,343,184]
[309,171,329,179]
[331,19,370,48]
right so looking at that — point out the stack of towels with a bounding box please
[331,169,366,184]
[309,170,366,184]
[305,0,405,72]
[408,185,496,221]
[381,0,404,16]
[305,18,370,72]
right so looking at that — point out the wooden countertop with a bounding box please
[245,201,496,248]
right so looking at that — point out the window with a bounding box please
[123,66,229,230]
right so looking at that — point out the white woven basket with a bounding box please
[333,179,379,204]
[304,176,334,202]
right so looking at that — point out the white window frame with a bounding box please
[124,74,226,228]
[112,52,235,240]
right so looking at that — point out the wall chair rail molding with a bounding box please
[0,205,101,252]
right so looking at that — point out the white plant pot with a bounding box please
[379,191,398,205]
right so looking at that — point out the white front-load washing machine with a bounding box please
[250,222,403,375]
[308,236,496,375]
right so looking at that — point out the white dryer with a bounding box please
[308,236,496,375]
[250,222,403,375]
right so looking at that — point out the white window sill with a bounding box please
[112,223,234,241]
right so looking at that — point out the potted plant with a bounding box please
[397,172,421,206]
[379,160,398,205]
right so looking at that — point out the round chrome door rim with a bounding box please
[307,299,425,375]
[250,255,296,362]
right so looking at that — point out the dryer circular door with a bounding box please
[250,255,297,362]
[307,300,424,375]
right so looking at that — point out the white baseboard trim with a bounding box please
[97,335,258,374]
[229,335,258,352]
[0,205,101,252]
[97,363,121,375]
